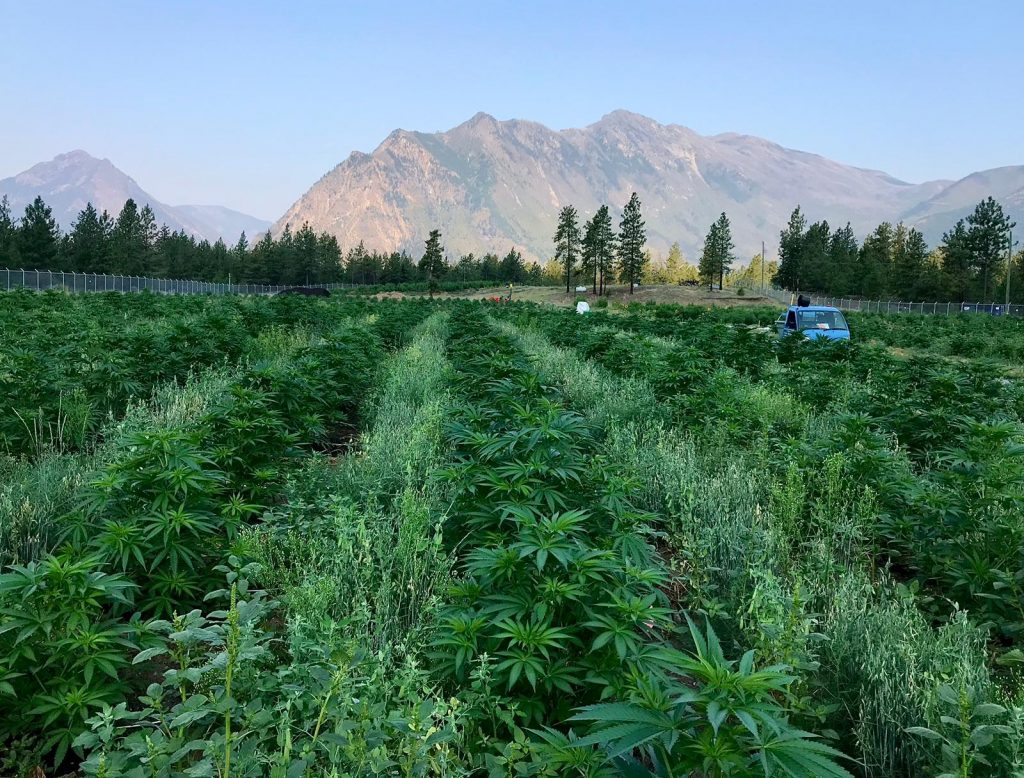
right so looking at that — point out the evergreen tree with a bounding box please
[728,252,778,291]
[698,213,734,289]
[420,229,445,297]
[294,222,320,285]
[776,206,806,290]
[801,220,831,293]
[481,253,501,283]
[454,253,480,283]
[617,193,646,294]
[247,231,275,284]
[153,227,186,278]
[317,234,342,282]
[965,196,1015,299]
[109,199,148,275]
[827,223,859,295]
[891,225,929,299]
[581,214,599,293]
[698,220,721,288]
[1011,248,1024,304]
[276,224,300,284]
[554,205,581,294]
[140,205,159,248]
[67,203,111,272]
[228,231,248,285]
[941,220,973,301]
[592,205,616,295]
[858,222,895,298]
[499,247,526,283]
[0,196,17,267]
[17,196,60,269]
[664,241,685,284]
[209,239,230,281]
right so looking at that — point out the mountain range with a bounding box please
[5,114,1021,264]
[0,151,269,244]
[271,110,1024,262]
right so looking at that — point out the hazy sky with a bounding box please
[1,0,1020,220]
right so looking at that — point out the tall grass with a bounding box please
[247,312,454,660]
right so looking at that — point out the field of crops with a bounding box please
[1,290,1023,777]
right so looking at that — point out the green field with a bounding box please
[1,290,1023,776]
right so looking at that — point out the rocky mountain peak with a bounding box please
[265,111,1024,263]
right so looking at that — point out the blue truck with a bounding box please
[776,303,851,341]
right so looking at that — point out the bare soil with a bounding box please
[422,284,776,308]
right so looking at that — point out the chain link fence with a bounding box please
[764,287,1024,317]
[0,268,350,295]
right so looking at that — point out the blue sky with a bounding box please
[1,0,1020,219]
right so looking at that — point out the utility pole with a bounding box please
[761,240,765,297]
[1006,229,1013,307]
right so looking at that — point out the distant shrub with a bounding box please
[595,298,609,309]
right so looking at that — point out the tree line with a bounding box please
[555,196,749,294]
[0,195,551,287]
[3,191,1019,300]
[554,194,648,294]
[775,197,1021,302]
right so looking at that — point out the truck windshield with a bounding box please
[797,310,848,331]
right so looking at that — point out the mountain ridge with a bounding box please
[0,152,270,245]
[271,111,1022,261]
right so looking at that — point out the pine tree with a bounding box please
[228,231,248,285]
[554,205,581,294]
[247,231,275,284]
[891,224,929,299]
[698,220,720,288]
[828,223,859,296]
[581,214,599,293]
[481,253,501,283]
[592,205,616,295]
[317,234,342,282]
[617,193,646,294]
[698,213,734,289]
[276,224,300,284]
[500,247,526,284]
[801,220,831,293]
[109,199,149,275]
[0,196,17,267]
[420,229,445,298]
[858,223,895,298]
[965,196,1015,300]
[67,202,111,272]
[665,242,684,284]
[17,196,60,269]
[776,206,806,290]
[941,220,973,301]
[294,222,320,284]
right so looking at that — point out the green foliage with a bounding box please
[906,683,1012,778]
[429,306,847,774]
[0,553,138,766]
[617,193,647,294]
[699,211,735,289]
[568,618,853,777]
[75,564,470,777]
[419,228,447,296]
[555,205,582,294]
[489,300,1024,775]
[0,311,392,768]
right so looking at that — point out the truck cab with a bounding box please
[776,305,850,341]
